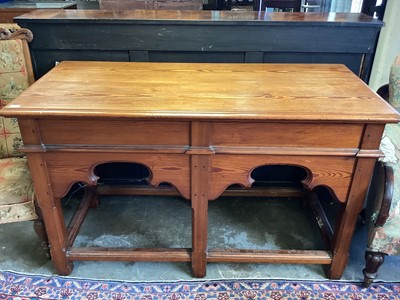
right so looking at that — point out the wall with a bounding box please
[369,0,400,91]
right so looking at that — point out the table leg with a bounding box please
[27,153,73,275]
[325,158,376,279]
[191,155,208,278]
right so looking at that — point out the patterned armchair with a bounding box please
[363,54,400,287]
[0,27,48,251]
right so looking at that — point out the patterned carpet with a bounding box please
[1,271,400,299]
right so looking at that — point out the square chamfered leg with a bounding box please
[189,121,211,278]
[26,152,73,275]
[191,155,209,278]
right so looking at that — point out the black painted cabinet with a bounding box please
[16,10,382,82]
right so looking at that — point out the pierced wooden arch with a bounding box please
[44,153,190,200]
[208,155,355,203]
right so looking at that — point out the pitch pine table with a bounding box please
[2,61,399,278]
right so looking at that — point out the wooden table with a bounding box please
[2,61,399,278]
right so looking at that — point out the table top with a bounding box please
[14,10,382,27]
[2,61,399,123]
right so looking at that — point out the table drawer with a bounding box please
[38,119,190,146]
[210,122,363,148]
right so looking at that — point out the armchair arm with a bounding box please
[376,84,389,102]
[373,161,394,227]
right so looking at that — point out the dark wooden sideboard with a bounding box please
[15,10,382,82]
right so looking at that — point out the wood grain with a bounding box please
[2,62,399,123]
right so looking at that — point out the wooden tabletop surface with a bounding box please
[15,10,381,26]
[2,61,399,123]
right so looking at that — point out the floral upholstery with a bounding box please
[0,27,37,224]
[0,157,36,223]
[367,54,400,256]
[0,38,28,158]
[368,125,400,255]
[389,55,400,111]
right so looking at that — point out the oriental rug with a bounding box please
[1,271,400,300]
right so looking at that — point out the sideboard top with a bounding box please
[15,10,383,26]
[2,61,399,123]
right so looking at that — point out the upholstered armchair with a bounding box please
[363,54,400,287]
[0,27,48,251]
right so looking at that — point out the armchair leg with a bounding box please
[33,218,50,257]
[363,251,385,287]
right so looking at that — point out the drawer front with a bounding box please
[38,119,190,146]
[210,122,363,148]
